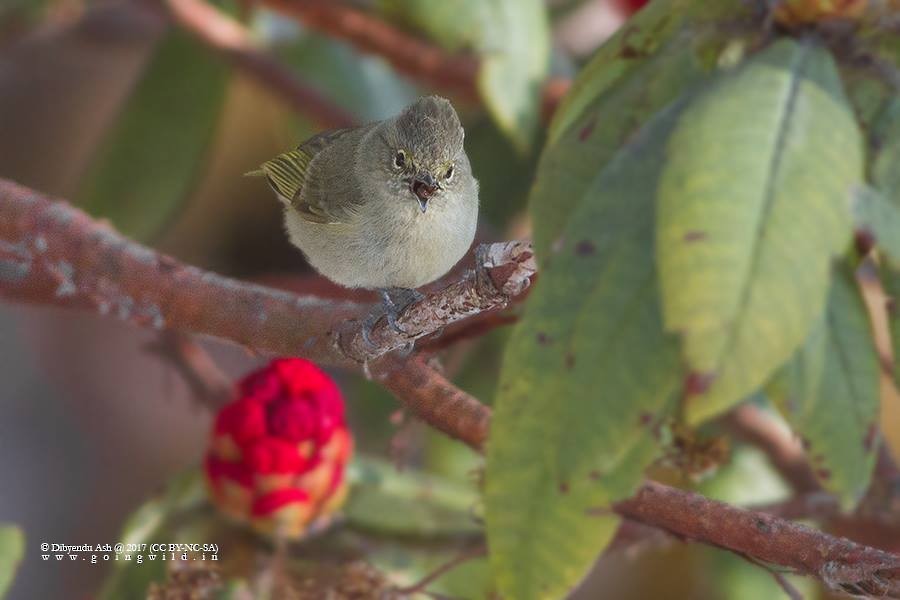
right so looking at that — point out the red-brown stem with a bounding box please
[376,355,492,452]
[145,331,235,410]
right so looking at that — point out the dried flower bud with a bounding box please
[204,359,353,539]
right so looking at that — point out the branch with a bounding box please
[376,355,491,451]
[164,0,356,129]
[0,179,533,372]
[615,483,900,597]
[2,179,898,595]
[722,404,821,494]
[0,179,528,448]
[145,331,235,410]
[258,0,570,118]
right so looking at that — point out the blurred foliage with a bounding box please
[101,460,483,598]
[344,456,481,537]
[0,525,23,600]
[75,31,229,241]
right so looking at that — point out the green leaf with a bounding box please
[76,31,229,241]
[486,101,686,600]
[344,457,480,537]
[657,39,863,424]
[377,0,550,150]
[769,266,880,508]
[530,0,745,260]
[0,524,24,600]
[853,187,900,267]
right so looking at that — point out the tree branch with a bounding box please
[2,179,898,596]
[145,331,235,410]
[0,178,527,448]
[722,404,821,494]
[258,0,570,118]
[164,0,356,128]
[616,483,900,597]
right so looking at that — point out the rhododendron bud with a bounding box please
[204,358,353,539]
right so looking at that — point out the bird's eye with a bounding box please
[394,150,406,169]
[445,165,454,181]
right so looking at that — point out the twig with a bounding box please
[722,404,821,494]
[739,553,805,600]
[2,179,899,596]
[394,545,487,596]
[258,0,570,117]
[145,331,235,410]
[164,0,356,128]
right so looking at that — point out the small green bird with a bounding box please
[248,96,479,333]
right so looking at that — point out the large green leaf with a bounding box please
[0,524,24,600]
[486,101,686,600]
[378,0,549,150]
[530,0,747,260]
[769,267,880,508]
[657,39,863,424]
[76,31,229,241]
[344,457,480,537]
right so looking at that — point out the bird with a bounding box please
[247,96,479,342]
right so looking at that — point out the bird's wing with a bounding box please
[247,127,358,224]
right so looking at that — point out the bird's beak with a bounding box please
[410,172,439,213]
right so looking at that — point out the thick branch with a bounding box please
[376,355,491,451]
[2,179,898,595]
[0,179,532,372]
[164,0,355,128]
[616,483,900,597]
[258,0,569,117]
[0,180,529,449]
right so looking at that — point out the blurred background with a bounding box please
[1,1,896,599]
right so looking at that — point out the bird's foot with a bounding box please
[379,287,424,335]
[359,288,423,353]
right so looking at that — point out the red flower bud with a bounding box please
[204,358,353,539]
